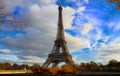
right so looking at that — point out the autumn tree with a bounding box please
[108,59,118,64]
[3,62,12,70]
[12,64,19,70]
[0,63,5,70]
[106,59,120,72]
[19,64,30,70]
[108,0,120,10]
[30,64,40,71]
[79,62,87,71]
[98,63,105,72]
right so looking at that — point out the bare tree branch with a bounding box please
[0,0,6,18]
[0,0,30,38]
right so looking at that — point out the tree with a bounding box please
[108,0,120,10]
[19,64,30,70]
[98,63,104,72]
[79,62,87,71]
[108,59,118,65]
[0,0,6,18]
[3,62,12,70]
[62,64,77,74]
[30,64,40,70]
[0,63,5,70]
[0,0,29,38]
[12,64,19,70]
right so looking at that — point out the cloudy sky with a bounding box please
[0,0,120,65]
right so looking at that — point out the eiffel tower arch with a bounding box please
[43,5,74,67]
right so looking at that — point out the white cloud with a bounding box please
[108,21,120,31]
[81,23,93,35]
[76,6,86,14]
[84,0,89,3]
[98,37,120,63]
[2,28,54,57]
[30,4,58,31]
[63,7,75,29]
[39,0,56,5]
[29,4,75,29]
[100,37,120,52]
[0,49,11,54]
[0,54,20,63]
[65,33,89,51]
[114,22,120,31]
[72,55,82,64]
[20,56,45,64]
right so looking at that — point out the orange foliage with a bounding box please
[32,65,81,74]
[57,69,66,74]
[32,67,50,74]
[38,67,50,74]
[49,67,59,74]
[62,65,78,74]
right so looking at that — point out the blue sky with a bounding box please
[0,0,120,65]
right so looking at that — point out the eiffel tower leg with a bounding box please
[52,62,55,68]
[52,62,59,67]
[43,59,51,67]
[65,59,75,66]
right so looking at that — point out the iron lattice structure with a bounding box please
[43,6,74,67]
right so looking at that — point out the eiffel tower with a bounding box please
[43,5,74,67]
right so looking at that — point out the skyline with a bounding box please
[0,0,120,65]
